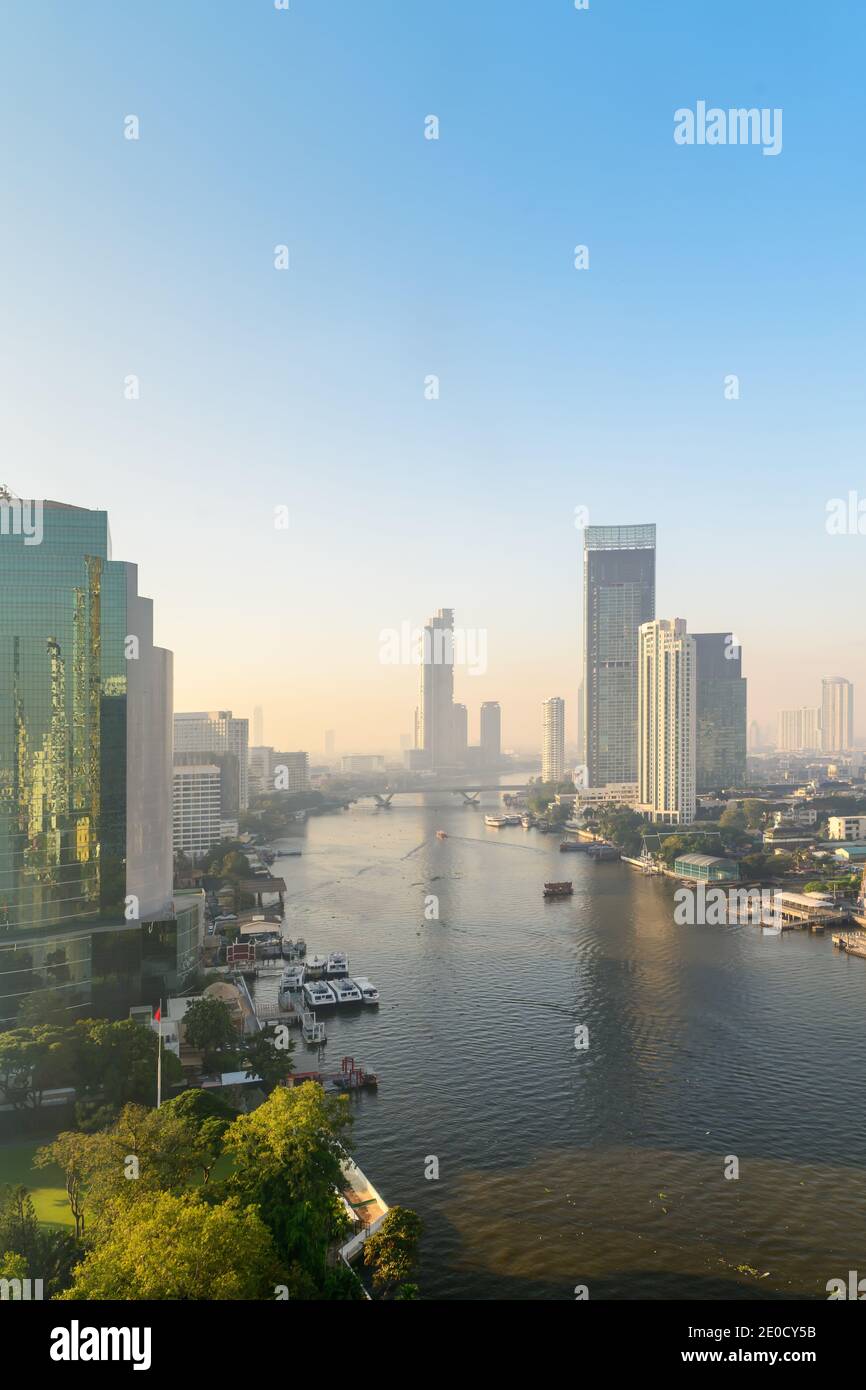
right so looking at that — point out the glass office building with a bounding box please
[0,498,200,1025]
[694,633,747,790]
[582,524,656,787]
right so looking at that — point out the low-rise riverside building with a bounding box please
[673,853,741,883]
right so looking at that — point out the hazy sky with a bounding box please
[2,2,864,753]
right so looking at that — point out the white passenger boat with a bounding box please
[279,963,306,992]
[326,951,349,977]
[484,815,508,828]
[303,980,336,1009]
[306,954,327,977]
[352,976,380,1006]
[332,978,362,1005]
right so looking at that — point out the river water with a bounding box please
[266,787,866,1301]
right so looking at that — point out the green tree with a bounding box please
[720,804,747,832]
[59,1192,281,1301]
[741,852,770,879]
[182,997,237,1059]
[34,1130,99,1239]
[0,1250,28,1281]
[363,1206,423,1299]
[0,1025,71,1108]
[0,1193,78,1297]
[95,1103,219,1204]
[0,1185,41,1269]
[74,1100,119,1133]
[35,1228,80,1298]
[221,1083,354,1291]
[659,835,687,867]
[768,854,794,876]
[596,807,646,856]
[161,1086,237,1129]
[71,1017,183,1108]
[241,1026,295,1091]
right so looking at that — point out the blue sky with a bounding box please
[1,1,864,751]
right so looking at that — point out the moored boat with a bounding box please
[326,951,349,977]
[303,979,337,1009]
[332,978,363,1005]
[485,815,508,828]
[280,963,306,990]
[306,954,327,977]
[352,976,380,1006]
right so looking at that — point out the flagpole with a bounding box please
[156,998,162,1109]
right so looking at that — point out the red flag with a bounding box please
[154,1007,161,1023]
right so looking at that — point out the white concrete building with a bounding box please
[173,762,222,856]
[174,711,250,808]
[341,754,385,773]
[542,697,566,783]
[777,706,820,753]
[567,782,640,808]
[638,618,696,825]
[827,815,866,841]
[821,677,854,752]
[248,745,274,797]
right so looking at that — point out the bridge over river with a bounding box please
[353,783,528,807]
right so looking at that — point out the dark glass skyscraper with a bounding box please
[0,499,200,1025]
[582,524,656,787]
[693,633,747,790]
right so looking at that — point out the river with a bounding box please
[265,787,866,1301]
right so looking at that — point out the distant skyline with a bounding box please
[4,2,865,750]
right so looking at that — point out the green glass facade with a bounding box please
[0,500,198,1025]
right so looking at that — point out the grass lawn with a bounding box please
[0,1140,74,1228]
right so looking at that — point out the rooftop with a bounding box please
[674,853,730,867]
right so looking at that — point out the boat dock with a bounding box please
[770,893,849,931]
[622,854,665,874]
[289,1056,378,1093]
[833,931,866,959]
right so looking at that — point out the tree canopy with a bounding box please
[363,1206,423,1299]
[182,997,238,1058]
[221,1082,358,1296]
[59,1193,280,1301]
